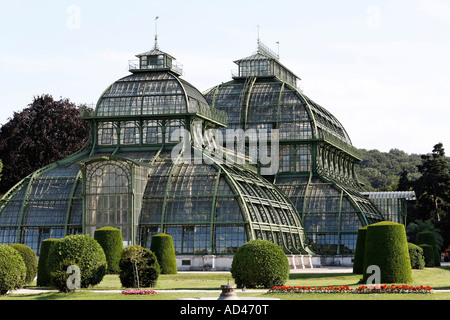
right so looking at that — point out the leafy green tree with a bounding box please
[0,94,91,193]
[397,169,412,191]
[413,143,450,222]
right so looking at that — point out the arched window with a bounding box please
[85,160,132,242]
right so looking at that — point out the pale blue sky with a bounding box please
[0,0,449,154]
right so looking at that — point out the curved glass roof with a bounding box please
[203,48,384,255]
[94,72,227,126]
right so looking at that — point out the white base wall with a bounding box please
[175,254,353,271]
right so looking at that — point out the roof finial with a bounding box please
[154,16,159,50]
[256,24,260,47]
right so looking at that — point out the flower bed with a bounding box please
[121,289,158,295]
[268,284,434,294]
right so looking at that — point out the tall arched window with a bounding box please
[85,160,132,242]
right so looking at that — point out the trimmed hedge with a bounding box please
[119,245,160,288]
[230,240,290,289]
[46,235,107,289]
[9,243,38,284]
[417,231,440,267]
[353,226,368,274]
[150,233,177,274]
[419,244,435,267]
[37,239,60,287]
[362,221,413,284]
[408,243,425,270]
[94,227,123,274]
[0,244,26,295]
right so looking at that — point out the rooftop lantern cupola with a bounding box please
[128,18,183,75]
[129,48,183,76]
[233,39,300,88]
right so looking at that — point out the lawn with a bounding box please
[1,266,449,300]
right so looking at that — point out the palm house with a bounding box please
[0,44,312,269]
[203,41,385,256]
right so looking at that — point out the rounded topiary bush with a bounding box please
[119,245,160,288]
[94,227,123,274]
[417,231,440,267]
[150,233,177,275]
[353,226,368,274]
[230,240,290,289]
[37,238,60,287]
[46,234,107,289]
[362,221,413,284]
[49,258,79,293]
[9,243,38,284]
[408,243,425,270]
[0,244,27,295]
[419,244,435,267]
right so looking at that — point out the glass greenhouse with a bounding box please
[203,41,385,255]
[0,47,310,258]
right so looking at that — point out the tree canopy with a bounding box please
[0,94,90,194]
[413,143,450,222]
[356,148,423,191]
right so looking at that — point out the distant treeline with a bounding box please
[356,148,449,191]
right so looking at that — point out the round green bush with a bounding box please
[362,221,413,284]
[94,227,123,274]
[419,244,435,267]
[0,244,27,295]
[150,233,177,274]
[46,234,107,289]
[408,243,425,270]
[37,239,60,287]
[417,231,440,267]
[353,226,368,274]
[9,243,38,284]
[119,245,160,288]
[230,240,290,289]
[49,258,78,293]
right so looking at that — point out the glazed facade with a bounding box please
[0,47,309,256]
[204,45,384,254]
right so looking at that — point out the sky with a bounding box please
[0,0,449,155]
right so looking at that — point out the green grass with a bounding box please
[2,267,449,300]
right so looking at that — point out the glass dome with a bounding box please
[0,47,309,256]
[203,44,384,255]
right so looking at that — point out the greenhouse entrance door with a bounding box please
[84,159,134,245]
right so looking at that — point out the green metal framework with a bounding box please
[203,44,385,254]
[362,191,415,225]
[0,47,309,256]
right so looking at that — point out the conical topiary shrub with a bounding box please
[419,244,435,267]
[417,231,440,267]
[353,226,368,274]
[408,243,425,270]
[362,221,413,284]
[150,233,177,274]
[37,238,60,287]
[94,227,123,274]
